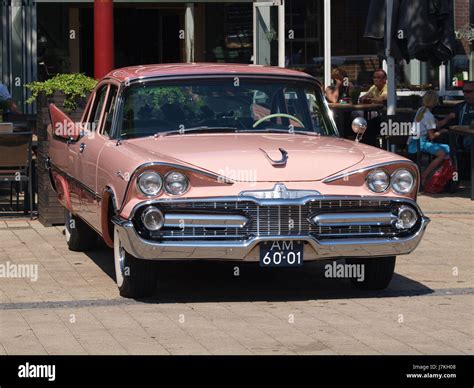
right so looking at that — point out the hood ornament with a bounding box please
[259,147,288,167]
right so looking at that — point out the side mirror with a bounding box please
[352,117,367,142]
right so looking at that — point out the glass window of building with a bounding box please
[448,0,473,91]
[285,0,324,80]
[205,3,253,63]
[330,0,379,89]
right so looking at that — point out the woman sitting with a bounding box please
[325,68,352,103]
[407,91,455,185]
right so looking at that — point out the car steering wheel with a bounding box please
[252,113,304,128]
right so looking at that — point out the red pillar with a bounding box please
[94,0,114,79]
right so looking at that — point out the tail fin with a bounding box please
[49,104,80,141]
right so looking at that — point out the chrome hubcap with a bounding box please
[119,245,125,274]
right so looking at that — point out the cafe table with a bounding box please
[328,103,384,119]
[328,103,384,138]
[449,126,474,200]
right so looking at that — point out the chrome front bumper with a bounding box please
[112,213,430,262]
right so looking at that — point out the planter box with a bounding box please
[36,92,88,226]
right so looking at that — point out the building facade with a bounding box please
[1,0,473,112]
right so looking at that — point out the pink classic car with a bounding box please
[47,63,429,298]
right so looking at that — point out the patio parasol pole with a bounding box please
[385,0,397,115]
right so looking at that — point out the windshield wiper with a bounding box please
[238,128,320,136]
[158,126,240,137]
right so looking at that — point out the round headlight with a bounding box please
[395,205,418,230]
[366,169,390,193]
[137,171,163,196]
[141,206,164,231]
[391,169,415,194]
[164,171,189,195]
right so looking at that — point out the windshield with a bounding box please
[116,78,338,138]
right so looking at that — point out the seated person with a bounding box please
[453,80,474,149]
[325,67,353,103]
[407,91,455,184]
[351,69,388,145]
[0,82,22,114]
[359,69,388,104]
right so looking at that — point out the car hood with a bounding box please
[125,133,366,182]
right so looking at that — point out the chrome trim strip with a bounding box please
[112,215,430,261]
[129,195,422,220]
[50,163,102,201]
[312,212,397,227]
[163,214,249,228]
[123,73,319,87]
[322,160,419,183]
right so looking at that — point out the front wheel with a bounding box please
[346,256,396,290]
[113,226,158,298]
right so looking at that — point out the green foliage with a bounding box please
[137,87,188,107]
[124,86,205,119]
[350,88,362,104]
[25,73,97,111]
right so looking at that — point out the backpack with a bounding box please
[424,158,457,194]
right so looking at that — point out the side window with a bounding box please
[101,85,118,137]
[283,88,305,128]
[306,87,326,134]
[87,85,108,132]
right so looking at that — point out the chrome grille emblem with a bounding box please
[240,184,320,199]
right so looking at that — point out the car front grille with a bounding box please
[134,198,411,241]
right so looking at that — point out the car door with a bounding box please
[75,83,111,230]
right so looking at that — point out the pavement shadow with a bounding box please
[84,246,434,304]
[420,182,471,200]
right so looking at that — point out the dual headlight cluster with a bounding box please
[137,171,189,196]
[366,168,415,194]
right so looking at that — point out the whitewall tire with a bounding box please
[113,225,158,298]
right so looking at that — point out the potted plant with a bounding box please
[26,73,97,113]
[452,71,468,88]
[25,73,97,226]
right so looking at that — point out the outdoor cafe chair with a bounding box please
[379,112,414,154]
[378,113,437,176]
[0,131,34,219]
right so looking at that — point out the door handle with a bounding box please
[79,143,86,153]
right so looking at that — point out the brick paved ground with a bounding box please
[0,194,472,355]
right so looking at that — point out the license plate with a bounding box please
[259,241,304,267]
